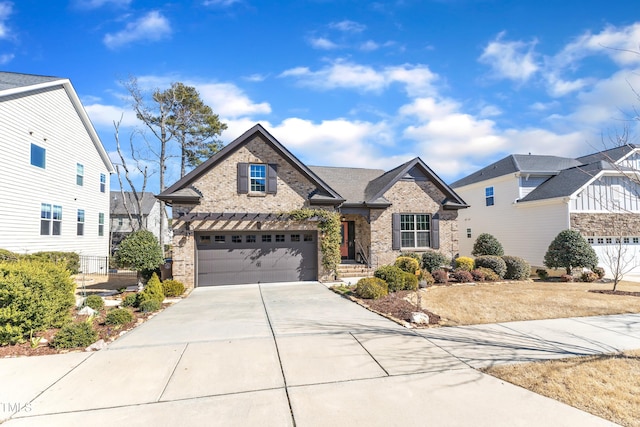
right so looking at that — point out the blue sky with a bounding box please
[2,0,640,192]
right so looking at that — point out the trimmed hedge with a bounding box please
[421,251,449,273]
[374,265,405,292]
[105,308,134,326]
[475,256,507,278]
[401,271,419,291]
[454,257,474,271]
[354,277,388,299]
[502,256,531,280]
[83,295,104,311]
[472,233,504,257]
[0,260,76,345]
[52,320,98,349]
[161,280,185,297]
[27,251,80,274]
[395,256,420,274]
[138,299,162,313]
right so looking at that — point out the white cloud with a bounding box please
[243,73,267,82]
[360,40,379,51]
[103,11,171,49]
[85,103,139,128]
[308,37,339,50]
[0,53,13,64]
[202,0,241,6]
[0,1,12,39]
[73,0,131,9]
[196,82,271,118]
[479,31,539,82]
[545,74,590,97]
[280,60,438,96]
[329,20,366,33]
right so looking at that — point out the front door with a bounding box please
[340,221,356,260]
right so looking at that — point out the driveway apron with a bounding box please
[2,282,623,426]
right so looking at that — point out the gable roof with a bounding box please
[157,123,344,204]
[576,144,640,164]
[308,166,385,205]
[451,154,582,188]
[110,192,158,215]
[0,71,114,174]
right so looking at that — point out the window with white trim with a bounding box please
[77,209,85,236]
[98,213,104,236]
[100,174,106,193]
[400,214,430,248]
[40,203,51,235]
[52,205,62,235]
[76,163,84,186]
[485,186,494,206]
[250,164,266,193]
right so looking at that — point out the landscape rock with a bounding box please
[410,312,431,324]
[78,306,97,316]
[85,339,107,352]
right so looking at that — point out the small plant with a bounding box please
[536,268,549,280]
[470,269,486,282]
[419,269,435,286]
[477,267,499,281]
[138,299,162,313]
[502,256,531,280]
[432,269,448,284]
[52,320,98,349]
[394,256,420,274]
[354,277,388,299]
[580,271,599,283]
[451,269,473,283]
[105,308,134,326]
[454,256,474,271]
[560,274,574,282]
[400,252,421,262]
[593,266,606,279]
[137,273,165,306]
[29,330,42,349]
[421,251,449,273]
[161,279,185,297]
[121,293,138,307]
[475,256,507,278]
[374,265,406,292]
[83,295,104,311]
[472,233,504,257]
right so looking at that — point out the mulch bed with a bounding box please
[589,290,640,297]
[342,289,440,326]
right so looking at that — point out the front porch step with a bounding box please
[336,263,376,279]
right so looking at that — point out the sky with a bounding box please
[2,0,640,192]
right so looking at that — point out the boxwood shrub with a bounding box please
[83,295,104,311]
[401,271,419,291]
[476,267,499,281]
[454,256,474,271]
[421,251,449,273]
[161,280,185,297]
[394,256,420,274]
[354,277,388,299]
[105,308,134,326]
[138,299,162,313]
[0,260,75,345]
[501,256,531,280]
[374,265,406,292]
[475,256,507,278]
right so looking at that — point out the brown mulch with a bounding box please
[357,290,441,326]
[589,289,640,297]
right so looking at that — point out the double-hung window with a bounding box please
[52,205,62,235]
[250,164,266,193]
[40,203,52,235]
[100,174,106,193]
[98,213,105,236]
[77,209,85,236]
[400,214,430,248]
[485,186,494,206]
[76,163,84,186]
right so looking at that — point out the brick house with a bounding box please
[157,124,467,288]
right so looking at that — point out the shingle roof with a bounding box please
[576,144,640,164]
[308,166,385,204]
[451,154,583,188]
[0,72,61,92]
[110,192,158,215]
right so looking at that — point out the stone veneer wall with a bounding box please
[170,135,330,289]
[370,180,459,267]
[571,213,640,236]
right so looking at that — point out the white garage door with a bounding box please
[590,237,640,277]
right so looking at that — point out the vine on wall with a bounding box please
[288,208,341,275]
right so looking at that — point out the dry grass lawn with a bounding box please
[484,349,640,427]
[416,279,640,326]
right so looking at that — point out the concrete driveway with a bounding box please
[2,282,635,426]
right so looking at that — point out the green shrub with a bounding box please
[374,265,406,292]
[470,269,486,282]
[536,268,549,280]
[400,252,421,262]
[395,256,420,274]
[421,251,449,273]
[27,251,80,274]
[581,271,598,282]
[472,233,504,257]
[477,267,499,281]
[138,299,162,313]
[401,271,419,291]
[0,249,20,262]
[454,256,474,271]
[121,293,137,307]
[502,256,531,280]
[432,269,448,284]
[105,308,134,326]
[137,273,165,305]
[52,320,98,349]
[544,230,598,274]
[83,295,104,311]
[419,270,435,286]
[593,267,606,279]
[0,260,75,345]
[475,256,507,278]
[451,269,473,283]
[115,230,164,279]
[354,277,388,299]
[162,280,185,297]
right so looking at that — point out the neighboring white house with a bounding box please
[110,191,170,253]
[0,72,115,264]
[451,146,640,275]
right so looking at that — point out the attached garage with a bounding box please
[196,230,318,286]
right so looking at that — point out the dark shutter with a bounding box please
[237,163,248,194]
[266,163,278,194]
[392,213,401,250]
[431,213,440,249]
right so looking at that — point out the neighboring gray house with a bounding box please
[451,145,640,275]
[110,191,170,253]
[0,72,114,263]
[157,124,467,289]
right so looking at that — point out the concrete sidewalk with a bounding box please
[2,282,635,426]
